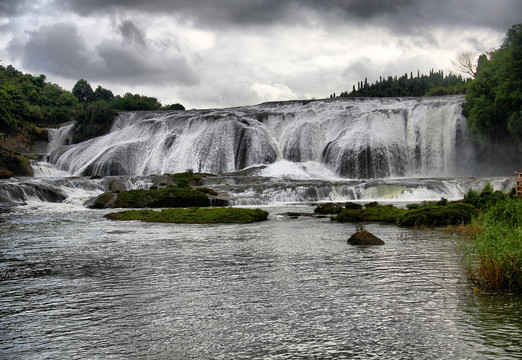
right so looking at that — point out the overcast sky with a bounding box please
[1,0,520,109]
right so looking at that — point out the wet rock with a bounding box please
[0,148,34,177]
[108,179,127,192]
[87,192,116,209]
[347,230,385,245]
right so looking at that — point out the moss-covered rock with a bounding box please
[314,203,344,214]
[196,187,218,196]
[169,171,211,188]
[333,204,406,224]
[347,230,385,245]
[397,203,478,227]
[88,192,116,209]
[87,172,226,209]
[105,207,269,224]
[345,202,363,210]
[112,187,211,208]
[0,147,34,177]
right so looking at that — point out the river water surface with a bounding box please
[1,203,521,359]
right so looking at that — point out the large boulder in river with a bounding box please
[347,230,385,245]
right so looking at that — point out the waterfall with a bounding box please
[47,123,74,154]
[49,95,471,178]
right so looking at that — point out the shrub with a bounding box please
[397,203,478,227]
[464,188,480,207]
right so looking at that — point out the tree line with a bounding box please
[336,70,469,98]
[0,66,185,143]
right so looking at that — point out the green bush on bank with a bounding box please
[464,198,522,292]
[397,203,478,227]
[105,207,269,224]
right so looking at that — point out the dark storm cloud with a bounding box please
[53,0,521,32]
[118,20,146,46]
[12,21,199,86]
[0,0,31,17]
[55,0,293,26]
[95,40,199,85]
[19,23,92,78]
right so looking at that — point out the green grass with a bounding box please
[105,207,269,224]
[463,199,522,292]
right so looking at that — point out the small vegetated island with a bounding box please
[98,172,268,224]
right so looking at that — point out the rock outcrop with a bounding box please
[347,230,385,245]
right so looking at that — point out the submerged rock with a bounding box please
[347,230,385,245]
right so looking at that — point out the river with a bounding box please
[1,202,521,359]
[1,96,521,358]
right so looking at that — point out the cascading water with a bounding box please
[47,122,74,154]
[49,95,473,179]
[1,95,515,207]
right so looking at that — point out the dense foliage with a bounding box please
[338,70,469,98]
[465,24,522,148]
[0,65,185,146]
[0,65,79,132]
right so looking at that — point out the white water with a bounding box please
[46,122,74,154]
[49,96,472,179]
[0,96,516,207]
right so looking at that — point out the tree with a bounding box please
[466,23,522,148]
[163,103,185,111]
[452,51,479,78]
[72,79,94,103]
[93,85,114,102]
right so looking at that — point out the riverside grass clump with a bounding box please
[463,198,522,292]
[105,207,269,224]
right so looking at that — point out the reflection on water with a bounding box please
[0,205,521,359]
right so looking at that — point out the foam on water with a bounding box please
[258,160,340,180]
